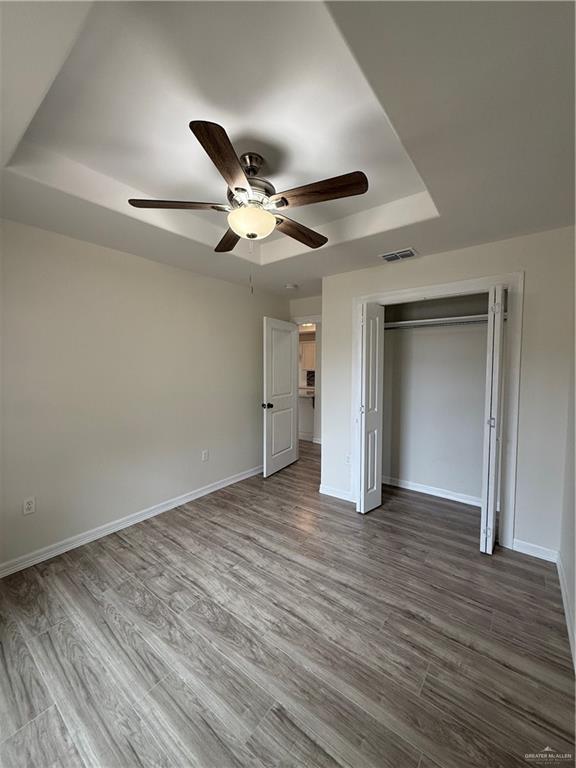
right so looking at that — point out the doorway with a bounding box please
[262,313,322,479]
[297,322,320,444]
[352,274,523,554]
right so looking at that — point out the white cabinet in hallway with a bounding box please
[299,340,316,371]
[298,395,315,441]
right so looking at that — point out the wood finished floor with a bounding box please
[1,442,573,768]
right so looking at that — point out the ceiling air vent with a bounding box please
[380,247,417,263]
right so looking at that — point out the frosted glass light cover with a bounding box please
[227,206,276,240]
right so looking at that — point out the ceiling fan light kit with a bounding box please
[227,206,277,240]
[128,120,369,252]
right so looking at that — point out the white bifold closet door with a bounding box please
[263,317,299,478]
[358,303,385,513]
[480,286,505,554]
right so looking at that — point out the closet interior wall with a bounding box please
[382,293,490,506]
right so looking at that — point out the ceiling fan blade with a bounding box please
[190,121,252,197]
[214,228,240,253]
[270,171,368,209]
[129,199,228,211]
[275,216,328,249]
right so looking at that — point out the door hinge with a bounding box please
[490,302,502,314]
[360,405,365,414]
[487,416,496,428]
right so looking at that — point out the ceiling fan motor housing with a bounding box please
[227,172,276,209]
[240,152,265,177]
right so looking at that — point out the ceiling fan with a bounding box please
[129,121,369,252]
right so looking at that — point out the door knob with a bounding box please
[261,403,274,409]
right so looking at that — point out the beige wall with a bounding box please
[321,226,574,554]
[559,330,575,661]
[383,323,487,502]
[1,220,288,565]
[289,295,322,319]
[0,228,4,564]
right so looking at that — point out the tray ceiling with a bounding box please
[2,1,573,295]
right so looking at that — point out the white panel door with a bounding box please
[358,303,385,513]
[263,317,299,478]
[480,286,505,554]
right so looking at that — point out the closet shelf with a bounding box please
[384,313,507,330]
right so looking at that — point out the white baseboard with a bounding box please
[382,476,481,507]
[512,539,558,563]
[319,484,355,503]
[557,554,575,667]
[0,465,263,579]
[298,432,314,442]
[312,438,321,445]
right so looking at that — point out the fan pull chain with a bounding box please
[249,241,254,295]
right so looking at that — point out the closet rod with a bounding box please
[384,313,507,330]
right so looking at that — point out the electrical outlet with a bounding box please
[23,496,36,516]
[201,449,209,463]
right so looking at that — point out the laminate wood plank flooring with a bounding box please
[1,442,573,767]
[0,705,84,768]
[0,592,52,742]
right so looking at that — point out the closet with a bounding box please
[358,287,508,553]
[382,293,491,508]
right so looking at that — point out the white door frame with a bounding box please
[292,315,322,325]
[351,272,524,550]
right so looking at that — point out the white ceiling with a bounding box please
[1,1,573,296]
[22,2,425,230]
